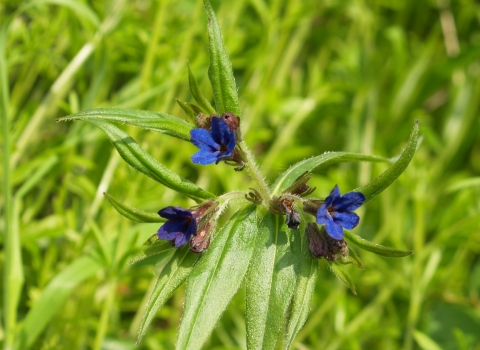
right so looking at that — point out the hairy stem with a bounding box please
[237,141,271,203]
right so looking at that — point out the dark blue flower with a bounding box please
[190,117,236,165]
[316,185,366,240]
[158,206,197,247]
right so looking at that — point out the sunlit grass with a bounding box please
[1,0,480,349]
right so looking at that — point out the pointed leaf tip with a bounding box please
[354,121,419,203]
[344,231,413,258]
[203,0,240,116]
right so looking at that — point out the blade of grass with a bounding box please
[1,26,24,350]
[16,254,104,349]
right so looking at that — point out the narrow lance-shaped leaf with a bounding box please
[340,246,365,269]
[246,213,297,350]
[85,120,215,202]
[176,98,196,122]
[187,63,216,115]
[272,152,392,195]
[353,121,419,203]
[176,206,258,350]
[328,262,357,295]
[129,241,174,265]
[284,227,318,350]
[104,192,165,223]
[58,108,194,141]
[203,0,240,116]
[137,248,201,344]
[344,231,413,258]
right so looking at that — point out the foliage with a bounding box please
[1,0,480,349]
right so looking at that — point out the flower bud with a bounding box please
[306,223,328,258]
[269,197,301,229]
[221,112,239,131]
[190,221,212,253]
[305,223,348,261]
[282,171,316,197]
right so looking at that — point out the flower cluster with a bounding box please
[157,200,218,253]
[157,111,367,260]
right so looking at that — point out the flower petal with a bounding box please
[191,149,220,165]
[158,220,187,241]
[211,117,232,146]
[227,132,236,152]
[190,128,219,151]
[324,214,345,240]
[334,191,366,211]
[316,204,329,225]
[185,221,197,240]
[174,233,189,247]
[158,206,192,220]
[325,185,341,207]
[215,149,234,164]
[332,211,360,230]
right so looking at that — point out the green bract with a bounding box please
[59,1,419,349]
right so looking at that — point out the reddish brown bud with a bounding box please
[305,223,348,261]
[221,112,239,131]
[191,200,218,221]
[306,223,328,258]
[190,222,212,253]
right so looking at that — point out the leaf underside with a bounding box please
[246,213,297,350]
[176,206,258,350]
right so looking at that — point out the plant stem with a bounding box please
[237,141,271,203]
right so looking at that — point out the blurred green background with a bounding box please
[1,0,480,349]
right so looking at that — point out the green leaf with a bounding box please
[344,231,413,258]
[57,108,194,141]
[19,0,101,27]
[353,121,419,203]
[187,63,216,115]
[104,192,165,223]
[271,152,392,195]
[203,0,240,116]
[16,254,103,349]
[176,98,196,122]
[137,248,201,344]
[413,330,443,350]
[84,120,215,202]
[328,262,357,295]
[176,206,258,350]
[245,213,297,350]
[284,229,318,350]
[129,241,174,265]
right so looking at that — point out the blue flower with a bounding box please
[316,185,366,240]
[190,117,236,165]
[158,206,197,247]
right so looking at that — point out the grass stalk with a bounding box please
[1,26,22,350]
[93,278,118,350]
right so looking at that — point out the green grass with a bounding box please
[1,0,480,349]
